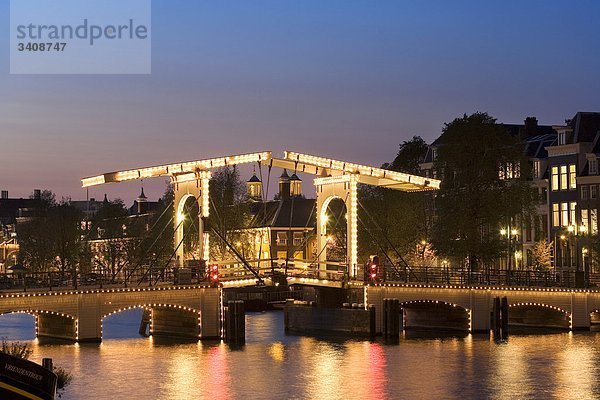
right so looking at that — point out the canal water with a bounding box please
[2,310,600,399]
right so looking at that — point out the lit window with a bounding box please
[592,185,598,199]
[569,164,576,190]
[552,203,559,227]
[551,166,559,191]
[581,209,589,230]
[570,202,577,225]
[558,132,567,145]
[560,165,568,190]
[592,209,598,235]
[561,203,568,227]
[276,232,288,246]
[293,232,303,246]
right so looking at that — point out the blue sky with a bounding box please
[1,0,599,201]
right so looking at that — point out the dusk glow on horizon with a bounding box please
[1,0,599,202]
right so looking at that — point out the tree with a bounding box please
[358,136,430,268]
[16,190,57,272]
[430,112,539,271]
[530,239,552,271]
[90,199,130,280]
[47,203,83,281]
[387,136,428,174]
[207,166,252,261]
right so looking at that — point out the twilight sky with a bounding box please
[1,0,599,203]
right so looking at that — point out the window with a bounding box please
[582,209,589,230]
[561,203,569,227]
[582,186,589,200]
[551,166,559,191]
[592,209,598,235]
[293,232,303,246]
[276,232,287,246]
[560,165,568,190]
[592,185,598,199]
[570,202,577,226]
[431,148,437,160]
[293,251,303,260]
[276,251,288,260]
[558,132,567,145]
[590,159,598,175]
[533,160,541,179]
[552,203,560,227]
[499,162,521,180]
[569,164,576,190]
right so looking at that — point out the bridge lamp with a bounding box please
[567,225,575,233]
[560,235,566,241]
[580,225,588,234]
[510,228,518,236]
[500,228,507,236]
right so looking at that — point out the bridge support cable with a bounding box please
[152,194,207,286]
[136,193,202,286]
[357,198,418,282]
[257,160,274,275]
[356,214,404,281]
[202,217,265,285]
[284,161,299,276]
[110,200,174,285]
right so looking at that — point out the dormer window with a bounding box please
[558,132,567,145]
[431,148,437,160]
[590,159,598,175]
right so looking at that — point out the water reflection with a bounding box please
[2,312,600,399]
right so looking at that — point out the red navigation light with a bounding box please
[368,255,379,283]
[209,264,219,286]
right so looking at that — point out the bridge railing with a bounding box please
[382,265,586,288]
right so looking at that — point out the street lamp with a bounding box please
[500,226,519,284]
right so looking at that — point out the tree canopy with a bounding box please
[430,112,538,270]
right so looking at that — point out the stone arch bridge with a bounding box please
[367,284,600,333]
[0,286,220,341]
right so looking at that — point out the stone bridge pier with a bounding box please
[0,286,221,342]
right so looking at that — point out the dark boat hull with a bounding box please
[0,353,57,400]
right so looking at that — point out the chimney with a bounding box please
[1,190,8,199]
[524,117,538,138]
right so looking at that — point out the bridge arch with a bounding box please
[0,309,78,341]
[101,303,202,340]
[315,175,358,278]
[509,302,572,330]
[398,299,471,332]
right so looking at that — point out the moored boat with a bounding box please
[0,352,57,400]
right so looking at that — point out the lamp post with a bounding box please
[500,227,519,284]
